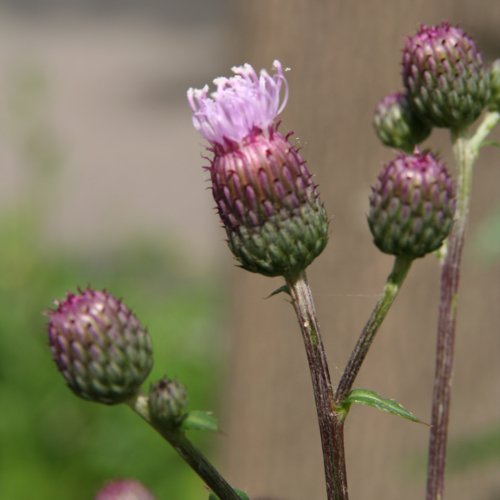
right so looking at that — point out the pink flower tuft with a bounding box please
[187,60,288,147]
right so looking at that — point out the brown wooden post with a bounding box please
[219,2,500,499]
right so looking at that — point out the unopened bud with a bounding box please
[368,151,455,258]
[402,22,489,129]
[47,289,153,405]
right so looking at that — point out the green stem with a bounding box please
[127,393,241,500]
[286,271,348,500]
[335,255,413,404]
[426,111,500,500]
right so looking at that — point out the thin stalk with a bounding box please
[127,393,241,500]
[286,271,348,500]
[335,255,413,404]
[426,111,500,500]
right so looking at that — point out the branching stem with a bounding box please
[335,255,413,404]
[127,393,241,500]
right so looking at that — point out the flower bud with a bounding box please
[488,59,500,112]
[368,151,455,258]
[373,92,431,151]
[188,61,328,278]
[148,377,188,427]
[48,289,153,405]
[402,22,490,129]
[95,479,155,500]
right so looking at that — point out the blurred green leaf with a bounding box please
[472,205,500,261]
[342,388,423,424]
[181,411,219,432]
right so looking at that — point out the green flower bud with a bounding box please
[368,151,455,258]
[402,22,490,129]
[47,289,153,405]
[148,378,188,427]
[373,92,431,151]
[488,59,500,112]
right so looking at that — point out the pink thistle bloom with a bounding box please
[187,60,288,147]
[95,479,155,500]
[187,61,328,278]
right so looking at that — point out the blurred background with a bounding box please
[1,1,500,499]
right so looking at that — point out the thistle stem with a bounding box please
[286,271,348,500]
[127,393,241,500]
[335,255,413,404]
[426,111,500,500]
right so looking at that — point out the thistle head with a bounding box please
[373,92,431,151]
[148,377,188,428]
[47,289,153,405]
[188,61,328,278]
[95,479,155,500]
[368,151,455,258]
[402,22,489,129]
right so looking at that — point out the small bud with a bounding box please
[368,151,455,258]
[373,92,431,151]
[188,61,328,278]
[488,59,500,112]
[402,22,490,129]
[47,289,153,405]
[148,378,188,427]
[95,479,155,500]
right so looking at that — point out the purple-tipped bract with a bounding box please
[402,22,489,129]
[48,289,153,405]
[188,61,328,278]
[368,151,455,258]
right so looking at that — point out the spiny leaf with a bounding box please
[265,284,290,299]
[342,388,425,424]
[180,410,218,432]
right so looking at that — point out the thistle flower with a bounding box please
[148,377,188,427]
[95,479,155,500]
[402,22,490,129]
[368,151,455,258]
[188,61,328,278]
[47,289,153,405]
[373,92,431,151]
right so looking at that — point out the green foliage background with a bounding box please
[0,210,224,500]
[0,65,225,499]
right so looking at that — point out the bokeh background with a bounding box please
[1,1,500,499]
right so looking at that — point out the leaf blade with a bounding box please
[343,388,424,424]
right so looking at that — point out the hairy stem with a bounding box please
[335,255,413,404]
[426,111,500,500]
[127,393,241,500]
[286,271,348,500]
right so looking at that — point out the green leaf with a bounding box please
[479,139,500,149]
[342,388,424,424]
[208,489,249,500]
[180,410,218,432]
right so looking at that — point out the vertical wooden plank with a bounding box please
[219,2,500,499]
